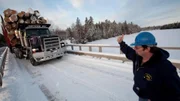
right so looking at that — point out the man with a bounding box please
[117,32,180,101]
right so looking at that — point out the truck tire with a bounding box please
[26,55,29,59]
[30,57,39,66]
[18,51,23,59]
[25,51,30,59]
[14,48,23,59]
[14,51,18,58]
[9,46,14,53]
[57,56,63,59]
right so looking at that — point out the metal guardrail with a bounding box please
[66,44,180,54]
[0,47,8,87]
[66,44,180,69]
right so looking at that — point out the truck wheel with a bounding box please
[57,56,62,59]
[14,49,23,59]
[0,73,2,87]
[15,52,18,58]
[26,53,30,59]
[30,57,39,66]
[18,51,23,59]
[9,46,14,53]
[25,50,30,59]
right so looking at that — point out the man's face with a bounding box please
[133,46,148,56]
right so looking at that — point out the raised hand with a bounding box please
[117,34,124,43]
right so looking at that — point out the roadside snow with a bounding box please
[66,29,180,60]
[1,53,138,101]
[0,29,180,101]
[0,52,48,101]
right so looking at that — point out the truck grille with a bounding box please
[43,36,60,51]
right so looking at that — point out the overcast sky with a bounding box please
[0,0,180,33]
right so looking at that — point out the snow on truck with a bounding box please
[0,8,65,66]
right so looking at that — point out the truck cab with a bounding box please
[1,18,65,66]
[15,24,66,66]
[0,10,66,66]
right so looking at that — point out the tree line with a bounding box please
[1,18,179,45]
[141,22,180,31]
[65,16,141,44]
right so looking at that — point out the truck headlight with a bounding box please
[32,48,39,53]
[61,43,65,47]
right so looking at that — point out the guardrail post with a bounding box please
[99,47,102,52]
[0,47,8,87]
[89,46,92,51]
[71,46,74,50]
[79,46,82,51]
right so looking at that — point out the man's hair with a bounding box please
[142,45,158,53]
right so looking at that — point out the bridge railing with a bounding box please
[0,47,8,87]
[65,44,180,69]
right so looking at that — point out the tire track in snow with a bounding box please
[66,54,132,70]
[18,54,136,101]
[39,84,58,101]
[43,55,135,101]
[47,63,127,101]
[57,55,133,81]
[17,59,60,101]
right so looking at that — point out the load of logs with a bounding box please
[3,8,47,33]
[2,8,48,46]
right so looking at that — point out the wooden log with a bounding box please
[9,14,18,22]
[25,19,31,24]
[8,34,15,40]
[24,13,30,18]
[12,23,17,29]
[3,8,12,17]
[4,17,11,23]
[5,23,12,32]
[18,19,24,24]
[17,11,25,18]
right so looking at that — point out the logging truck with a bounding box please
[0,9,65,66]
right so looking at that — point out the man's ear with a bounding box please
[143,47,150,52]
[146,47,151,52]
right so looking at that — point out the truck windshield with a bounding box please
[26,29,50,37]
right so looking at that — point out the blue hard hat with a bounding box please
[130,32,157,46]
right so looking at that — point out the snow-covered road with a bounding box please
[1,52,139,101]
[1,52,180,101]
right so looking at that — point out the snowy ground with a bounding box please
[1,52,139,101]
[66,29,180,60]
[0,29,180,101]
[0,52,48,101]
[1,52,179,101]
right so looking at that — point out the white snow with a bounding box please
[0,52,48,101]
[0,29,180,101]
[66,29,180,60]
[1,52,138,101]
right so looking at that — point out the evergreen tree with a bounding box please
[66,16,142,43]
